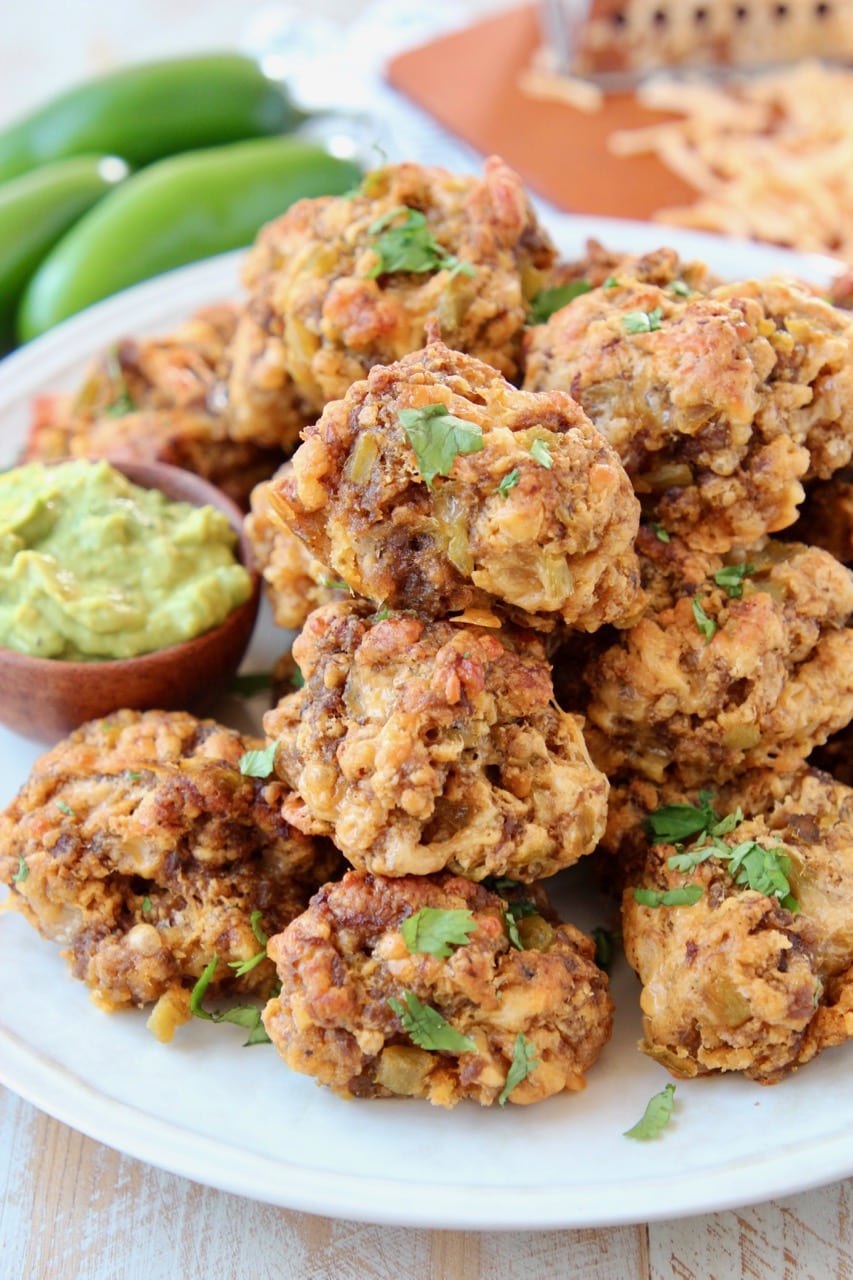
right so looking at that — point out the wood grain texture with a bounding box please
[0,1087,650,1280]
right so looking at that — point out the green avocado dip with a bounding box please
[0,458,252,660]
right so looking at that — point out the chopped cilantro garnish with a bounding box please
[528,280,591,324]
[691,596,717,643]
[498,1033,540,1106]
[591,926,620,973]
[230,671,274,696]
[56,800,74,816]
[368,207,475,280]
[644,791,720,843]
[670,280,692,297]
[624,1083,676,1140]
[319,575,350,591]
[372,605,391,622]
[141,895,152,914]
[633,885,704,908]
[713,562,754,599]
[189,955,271,1046]
[497,468,520,498]
[603,275,620,288]
[529,438,554,469]
[238,743,277,778]
[650,523,670,543]
[727,839,798,911]
[399,403,484,487]
[622,306,663,334]
[11,855,28,884]
[127,770,142,782]
[483,876,524,893]
[229,911,270,977]
[400,907,476,958]
[103,346,137,417]
[387,991,476,1054]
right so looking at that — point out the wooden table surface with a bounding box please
[3,2,853,1276]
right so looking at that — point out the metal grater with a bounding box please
[540,0,853,84]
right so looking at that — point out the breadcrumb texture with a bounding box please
[262,869,613,1107]
[584,530,853,787]
[226,156,556,448]
[23,303,284,509]
[0,710,341,1025]
[621,767,853,1082]
[264,601,609,881]
[270,339,643,631]
[523,274,853,551]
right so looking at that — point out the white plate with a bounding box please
[0,220,849,1231]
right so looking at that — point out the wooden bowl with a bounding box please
[0,460,260,743]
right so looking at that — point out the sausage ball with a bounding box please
[524,274,853,551]
[584,531,853,787]
[226,156,557,447]
[540,240,718,300]
[24,303,284,508]
[262,869,614,1107]
[270,339,643,632]
[263,601,609,881]
[621,766,853,1083]
[0,710,342,1035]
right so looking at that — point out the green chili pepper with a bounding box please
[17,137,362,341]
[0,54,305,185]
[0,154,129,351]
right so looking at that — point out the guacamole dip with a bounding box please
[0,459,252,660]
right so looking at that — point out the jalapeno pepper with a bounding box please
[17,137,361,341]
[0,54,304,185]
[0,154,129,351]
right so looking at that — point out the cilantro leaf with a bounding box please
[692,596,717,643]
[591,926,620,972]
[372,605,391,622]
[319,575,350,591]
[644,791,719,843]
[670,280,692,297]
[528,280,592,324]
[624,1083,676,1140]
[498,1033,539,1106]
[650,522,670,543]
[238,743,277,778]
[229,910,270,976]
[400,907,476,958]
[141,895,152,913]
[189,954,272,1046]
[127,770,142,782]
[56,800,75,816]
[633,885,704,908]
[388,991,476,1054]
[11,855,28,883]
[603,275,620,288]
[103,347,137,417]
[230,671,274,696]
[713,562,755,599]
[497,468,520,498]
[368,207,475,280]
[529,438,554,469]
[622,306,663,334]
[727,840,799,911]
[399,403,484,487]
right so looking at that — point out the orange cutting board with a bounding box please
[386,4,697,219]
